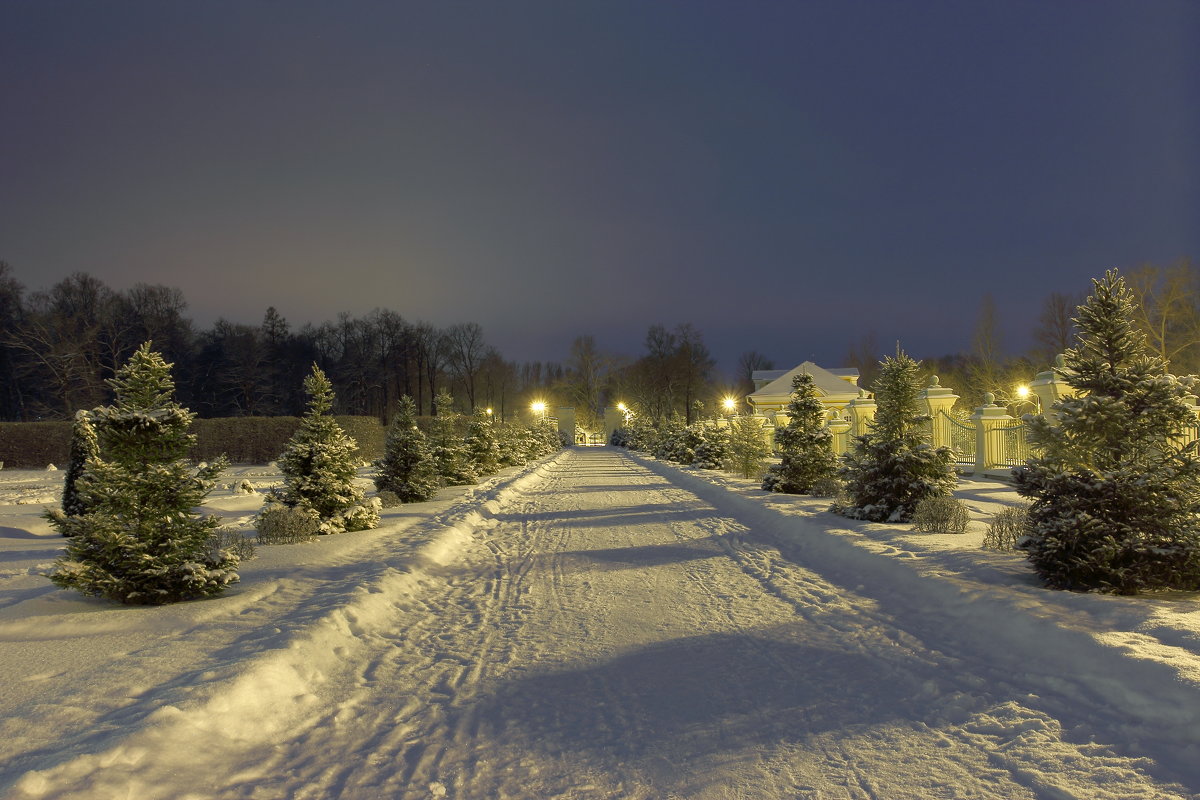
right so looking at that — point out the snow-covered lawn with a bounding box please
[1,449,1198,798]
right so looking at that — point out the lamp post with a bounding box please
[531,401,546,421]
[1012,385,1041,415]
[722,397,737,416]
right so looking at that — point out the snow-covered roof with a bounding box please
[748,361,861,403]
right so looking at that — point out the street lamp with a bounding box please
[1013,385,1041,415]
[531,401,546,421]
[722,397,737,415]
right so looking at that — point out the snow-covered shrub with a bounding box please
[235,479,257,495]
[375,396,439,502]
[762,374,839,494]
[376,489,402,508]
[329,496,382,533]
[47,343,238,605]
[839,352,957,523]
[208,526,256,561]
[911,495,971,533]
[255,494,320,543]
[1016,270,1200,593]
[725,415,771,479]
[277,364,374,533]
[609,427,631,447]
[983,505,1030,551]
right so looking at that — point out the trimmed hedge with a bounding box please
[0,416,386,468]
[0,421,73,469]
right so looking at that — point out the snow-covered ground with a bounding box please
[1,449,1198,799]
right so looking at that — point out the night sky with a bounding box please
[2,2,1197,376]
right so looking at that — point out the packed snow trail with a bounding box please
[10,448,1198,799]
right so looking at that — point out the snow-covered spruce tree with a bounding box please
[762,373,839,494]
[48,409,101,533]
[495,420,529,466]
[839,351,956,522]
[278,364,379,533]
[1015,270,1200,593]
[692,422,730,470]
[529,418,563,457]
[725,415,771,479]
[651,414,687,460]
[47,343,238,604]
[465,411,501,476]
[429,389,478,485]
[374,395,439,502]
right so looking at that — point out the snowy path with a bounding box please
[6,449,1199,799]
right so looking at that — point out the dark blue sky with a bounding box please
[2,1,1197,376]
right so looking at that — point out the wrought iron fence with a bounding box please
[996,422,1030,467]
[938,410,976,467]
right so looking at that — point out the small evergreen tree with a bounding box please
[1016,270,1200,593]
[692,422,730,469]
[374,395,439,502]
[47,343,238,604]
[762,373,839,493]
[840,350,956,522]
[651,414,687,460]
[429,389,478,485]
[725,415,771,479]
[50,410,100,531]
[278,364,378,532]
[465,411,501,476]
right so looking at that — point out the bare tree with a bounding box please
[1125,260,1200,374]
[566,335,605,431]
[1032,291,1081,364]
[445,322,488,410]
[736,350,774,397]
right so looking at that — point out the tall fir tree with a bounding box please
[1016,270,1200,593]
[374,395,439,502]
[465,411,501,476]
[762,373,839,493]
[279,364,378,532]
[47,343,238,604]
[840,350,956,522]
[429,389,478,485]
[51,409,100,529]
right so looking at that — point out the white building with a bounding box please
[746,361,862,419]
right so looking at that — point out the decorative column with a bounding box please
[846,389,877,437]
[825,411,852,456]
[970,393,1015,475]
[1030,354,1077,424]
[919,375,959,450]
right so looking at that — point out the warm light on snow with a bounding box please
[0,452,1198,797]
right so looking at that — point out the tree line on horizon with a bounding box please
[1,259,1194,426]
[0,264,730,427]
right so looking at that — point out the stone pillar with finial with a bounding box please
[846,389,876,438]
[1030,354,1077,425]
[919,375,959,450]
[970,392,1016,475]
